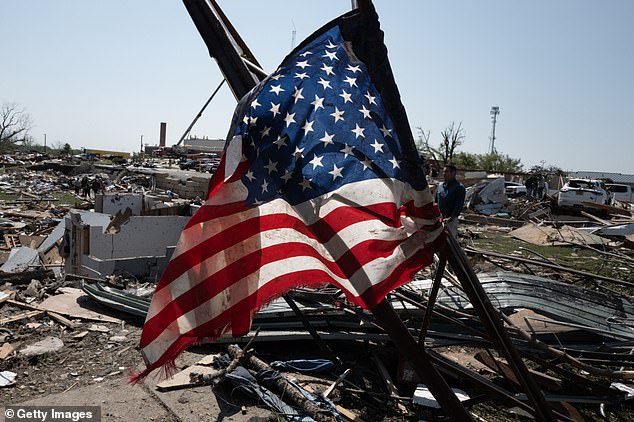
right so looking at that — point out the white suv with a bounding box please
[557,179,611,209]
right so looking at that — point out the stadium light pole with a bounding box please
[489,106,500,154]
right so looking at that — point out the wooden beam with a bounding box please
[0,310,44,325]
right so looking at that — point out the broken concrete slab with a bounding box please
[155,364,219,391]
[7,375,173,421]
[0,343,17,360]
[19,336,63,357]
[509,222,608,246]
[412,384,469,408]
[0,371,17,387]
[0,246,40,273]
[593,222,634,238]
[38,287,121,324]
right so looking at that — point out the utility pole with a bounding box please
[291,21,296,49]
[489,106,500,154]
[43,133,47,154]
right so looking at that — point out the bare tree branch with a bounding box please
[0,102,32,152]
[439,121,464,164]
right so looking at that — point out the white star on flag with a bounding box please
[380,124,392,137]
[269,102,281,117]
[321,63,335,75]
[309,154,324,169]
[260,126,271,138]
[269,85,284,95]
[339,90,353,103]
[351,123,365,139]
[340,144,354,157]
[365,91,377,105]
[284,112,296,127]
[318,78,332,90]
[302,120,315,135]
[265,159,278,174]
[320,131,335,146]
[311,95,325,110]
[359,105,372,119]
[273,135,287,149]
[300,177,311,191]
[328,164,343,181]
[344,76,357,87]
[293,87,304,103]
[323,50,338,60]
[370,139,384,153]
[330,107,345,122]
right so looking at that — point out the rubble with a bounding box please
[0,160,632,420]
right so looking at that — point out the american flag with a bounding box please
[138,6,443,378]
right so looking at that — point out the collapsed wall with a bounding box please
[154,173,209,199]
[64,209,189,281]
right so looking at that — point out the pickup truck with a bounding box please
[557,179,611,210]
[606,183,633,203]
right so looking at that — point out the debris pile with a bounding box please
[0,161,633,420]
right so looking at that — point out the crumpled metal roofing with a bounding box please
[437,271,634,340]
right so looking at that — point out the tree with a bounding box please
[477,152,523,173]
[415,126,440,163]
[0,103,32,152]
[452,151,523,173]
[439,121,464,164]
[62,143,73,155]
[452,151,479,169]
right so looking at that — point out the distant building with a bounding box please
[182,137,225,154]
[567,171,634,188]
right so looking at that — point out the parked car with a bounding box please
[179,159,197,171]
[557,179,611,209]
[504,181,527,197]
[605,183,633,203]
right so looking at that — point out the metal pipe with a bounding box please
[371,299,474,421]
[176,79,226,146]
[418,255,447,344]
[444,234,556,421]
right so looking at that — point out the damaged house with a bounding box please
[63,192,192,280]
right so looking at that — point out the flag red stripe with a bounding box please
[160,201,402,288]
[141,245,434,373]
[140,235,410,346]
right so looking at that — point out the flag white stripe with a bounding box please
[173,178,436,260]
[148,216,440,321]
[142,226,440,364]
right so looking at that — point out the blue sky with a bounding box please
[1,1,632,173]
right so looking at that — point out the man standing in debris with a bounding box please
[525,174,537,201]
[435,164,466,238]
[536,174,546,200]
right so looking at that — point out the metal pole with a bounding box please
[443,233,556,421]
[371,299,473,421]
[176,79,226,147]
[489,106,499,154]
[418,255,447,344]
